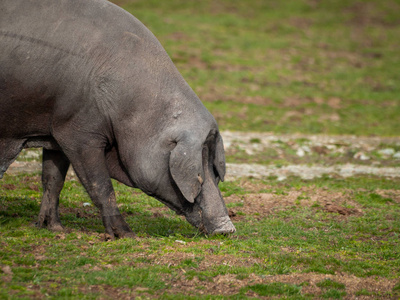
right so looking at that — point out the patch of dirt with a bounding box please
[375,189,400,204]
[324,203,357,216]
[345,1,400,27]
[225,187,363,220]
[28,183,40,192]
[147,251,262,270]
[78,284,148,300]
[164,270,398,298]
[2,184,17,190]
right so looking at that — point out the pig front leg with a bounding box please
[55,138,135,239]
[38,149,70,231]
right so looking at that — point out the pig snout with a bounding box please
[195,173,236,235]
[204,215,236,235]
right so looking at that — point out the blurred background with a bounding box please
[112,0,400,136]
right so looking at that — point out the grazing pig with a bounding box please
[0,0,236,238]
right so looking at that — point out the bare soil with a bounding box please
[225,186,364,222]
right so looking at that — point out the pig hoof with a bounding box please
[36,217,64,232]
[48,223,64,232]
[102,215,135,239]
[102,233,114,241]
[119,232,137,239]
[103,230,136,240]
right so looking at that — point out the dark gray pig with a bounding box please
[0,0,236,238]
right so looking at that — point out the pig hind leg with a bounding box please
[37,149,70,231]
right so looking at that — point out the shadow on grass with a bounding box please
[0,196,39,221]
[0,195,197,238]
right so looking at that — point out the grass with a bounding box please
[241,282,303,297]
[1,0,400,298]
[1,172,400,298]
[113,0,400,136]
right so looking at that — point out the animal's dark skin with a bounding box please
[0,0,236,239]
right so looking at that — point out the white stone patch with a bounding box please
[378,148,395,156]
[226,163,400,180]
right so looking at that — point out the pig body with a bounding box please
[0,0,235,238]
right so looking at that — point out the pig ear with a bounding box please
[213,133,226,182]
[169,142,204,203]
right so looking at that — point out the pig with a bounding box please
[0,0,236,239]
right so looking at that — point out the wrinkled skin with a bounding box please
[0,0,235,238]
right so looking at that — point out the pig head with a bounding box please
[0,0,235,238]
[116,124,235,235]
[110,83,236,236]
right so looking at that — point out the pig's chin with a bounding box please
[183,203,204,231]
[183,203,236,235]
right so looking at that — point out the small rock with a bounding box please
[277,175,287,181]
[354,152,370,160]
[24,150,40,159]
[245,148,254,155]
[378,148,395,156]
[296,148,305,157]
[1,265,13,275]
[296,146,311,157]
[393,152,400,159]
[175,240,186,245]
[83,202,91,207]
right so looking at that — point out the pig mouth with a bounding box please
[184,203,236,235]
[206,215,236,235]
[200,215,236,235]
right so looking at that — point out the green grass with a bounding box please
[112,0,400,136]
[1,0,400,298]
[1,172,400,298]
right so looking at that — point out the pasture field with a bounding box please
[1,0,400,298]
[114,0,400,136]
[1,173,400,299]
